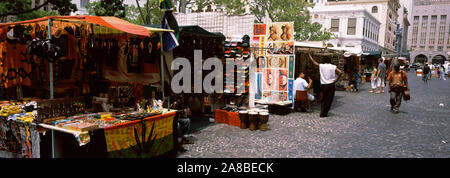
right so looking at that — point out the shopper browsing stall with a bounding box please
[308,51,342,118]
[293,72,314,112]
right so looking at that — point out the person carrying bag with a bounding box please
[387,63,409,114]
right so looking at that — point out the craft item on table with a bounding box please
[62,122,99,132]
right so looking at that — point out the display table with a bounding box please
[214,109,240,127]
[39,111,177,158]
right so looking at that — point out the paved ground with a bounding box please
[178,71,450,158]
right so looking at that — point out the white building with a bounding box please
[70,0,90,15]
[310,5,381,52]
[324,0,401,55]
[70,0,147,15]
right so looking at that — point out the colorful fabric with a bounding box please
[214,109,240,127]
[161,10,179,51]
[0,119,40,158]
[103,112,175,158]
[0,16,153,37]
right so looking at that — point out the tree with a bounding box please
[249,0,334,41]
[85,0,126,18]
[175,0,334,41]
[173,0,194,13]
[0,0,77,22]
[135,0,161,25]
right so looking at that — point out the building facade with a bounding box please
[324,0,401,55]
[310,5,381,52]
[70,0,90,15]
[396,2,411,60]
[409,0,450,64]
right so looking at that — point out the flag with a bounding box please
[161,10,180,51]
[160,0,174,10]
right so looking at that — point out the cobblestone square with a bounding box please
[178,72,450,158]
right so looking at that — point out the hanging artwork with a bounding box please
[256,22,295,104]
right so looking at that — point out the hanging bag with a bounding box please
[402,71,410,101]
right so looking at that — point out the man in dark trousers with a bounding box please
[387,63,409,114]
[308,51,342,117]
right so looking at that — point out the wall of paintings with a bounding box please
[252,22,295,103]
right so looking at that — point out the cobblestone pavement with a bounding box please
[178,71,450,158]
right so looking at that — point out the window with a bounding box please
[412,16,419,44]
[429,16,437,45]
[331,19,339,32]
[372,6,378,13]
[347,18,356,35]
[420,16,428,45]
[438,46,443,51]
[438,15,446,45]
[429,46,434,51]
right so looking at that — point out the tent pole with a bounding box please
[160,32,165,102]
[48,18,55,158]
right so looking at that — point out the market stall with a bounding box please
[294,42,345,97]
[361,51,382,82]
[251,22,296,116]
[0,16,177,158]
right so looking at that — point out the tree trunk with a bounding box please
[136,0,148,24]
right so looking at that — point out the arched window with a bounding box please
[372,6,378,13]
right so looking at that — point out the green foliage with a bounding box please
[0,0,76,22]
[85,0,126,18]
[123,3,161,25]
[183,0,334,41]
[17,10,60,21]
[250,0,334,41]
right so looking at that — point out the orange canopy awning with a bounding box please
[0,16,152,37]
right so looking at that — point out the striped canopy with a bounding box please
[0,16,172,37]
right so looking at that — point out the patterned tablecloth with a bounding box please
[38,111,176,158]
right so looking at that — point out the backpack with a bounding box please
[423,66,430,74]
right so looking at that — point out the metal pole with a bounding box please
[48,19,55,158]
[160,32,165,102]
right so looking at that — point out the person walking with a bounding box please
[423,64,430,84]
[439,65,446,80]
[387,63,409,114]
[351,71,361,92]
[370,65,378,93]
[375,58,387,94]
[308,51,342,118]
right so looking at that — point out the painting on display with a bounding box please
[257,22,295,103]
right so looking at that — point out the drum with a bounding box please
[258,112,269,131]
[248,111,258,131]
[238,111,248,129]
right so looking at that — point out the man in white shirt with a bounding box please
[293,72,314,112]
[293,72,314,101]
[308,51,342,117]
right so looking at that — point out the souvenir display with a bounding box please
[224,35,251,94]
[256,22,295,104]
[248,111,258,131]
[238,110,248,129]
[258,112,269,131]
